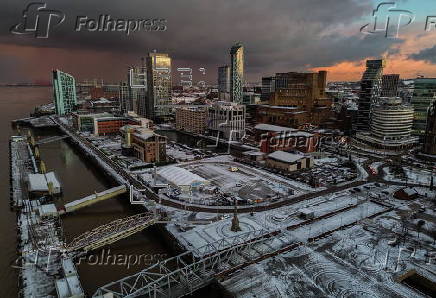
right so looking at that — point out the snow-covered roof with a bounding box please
[267,151,305,164]
[255,123,297,132]
[158,166,207,186]
[243,150,265,156]
[28,172,61,193]
[299,208,314,215]
[402,187,418,196]
[133,132,155,141]
[38,204,58,217]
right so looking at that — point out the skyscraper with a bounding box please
[356,59,385,132]
[146,52,172,120]
[52,69,77,115]
[119,81,130,113]
[119,63,147,115]
[411,78,436,137]
[230,43,244,104]
[423,100,436,155]
[218,65,230,101]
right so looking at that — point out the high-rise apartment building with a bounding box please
[230,43,244,104]
[208,102,245,140]
[411,78,436,136]
[52,69,77,115]
[356,59,385,132]
[423,100,436,155]
[146,52,172,120]
[218,65,231,101]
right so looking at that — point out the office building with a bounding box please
[52,69,77,115]
[208,101,245,140]
[230,43,244,103]
[411,78,436,136]
[175,107,208,134]
[130,64,148,117]
[261,76,275,102]
[146,52,172,120]
[381,74,400,97]
[356,97,417,150]
[256,71,332,128]
[423,100,436,155]
[218,65,231,101]
[356,59,385,131]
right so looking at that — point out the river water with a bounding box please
[0,87,172,296]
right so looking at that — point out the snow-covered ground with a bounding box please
[383,166,433,186]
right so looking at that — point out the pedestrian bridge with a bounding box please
[65,212,158,253]
[62,185,127,214]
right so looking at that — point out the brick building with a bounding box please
[175,107,208,134]
[256,71,333,128]
[131,131,167,163]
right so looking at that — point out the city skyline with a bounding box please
[2,0,436,84]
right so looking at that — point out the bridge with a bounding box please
[36,135,70,145]
[66,212,158,253]
[62,185,127,214]
[93,229,302,298]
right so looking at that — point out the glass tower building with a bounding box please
[146,52,172,120]
[52,69,77,115]
[230,43,244,104]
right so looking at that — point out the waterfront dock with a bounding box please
[10,135,85,297]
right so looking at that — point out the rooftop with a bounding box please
[157,166,207,186]
[267,151,305,164]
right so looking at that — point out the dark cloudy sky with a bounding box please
[2,0,436,84]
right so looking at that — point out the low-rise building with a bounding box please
[72,112,151,136]
[157,166,208,193]
[265,151,313,172]
[131,131,167,163]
